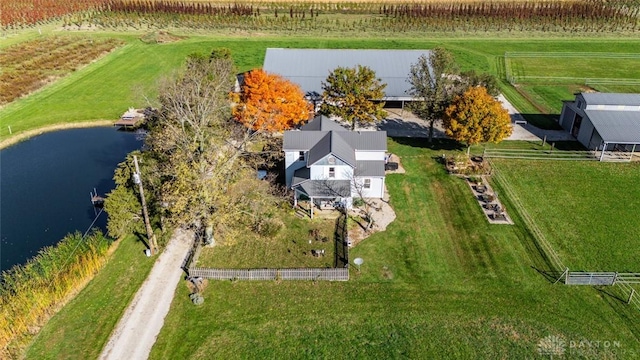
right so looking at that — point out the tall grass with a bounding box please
[0,230,113,358]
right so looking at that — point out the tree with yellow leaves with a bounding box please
[443,86,512,152]
[233,69,312,132]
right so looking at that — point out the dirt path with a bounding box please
[99,229,193,360]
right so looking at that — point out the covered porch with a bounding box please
[292,180,351,219]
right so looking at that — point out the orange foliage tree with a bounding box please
[233,69,311,132]
[443,86,512,151]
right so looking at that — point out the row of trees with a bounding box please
[4,0,637,32]
[88,1,640,33]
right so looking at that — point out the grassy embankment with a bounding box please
[147,139,639,359]
[2,31,640,145]
[24,235,155,359]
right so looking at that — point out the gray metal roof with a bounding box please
[292,167,311,187]
[585,110,640,144]
[355,160,386,177]
[307,132,356,167]
[285,130,387,152]
[300,115,347,132]
[263,48,432,100]
[581,92,640,106]
[337,131,387,151]
[294,180,351,198]
[283,131,327,150]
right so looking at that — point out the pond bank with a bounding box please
[0,120,114,150]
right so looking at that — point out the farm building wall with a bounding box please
[576,118,596,149]
[559,105,577,132]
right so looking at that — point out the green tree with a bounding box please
[443,86,513,152]
[210,47,232,60]
[406,47,460,142]
[320,65,387,130]
[143,56,280,246]
[459,70,500,97]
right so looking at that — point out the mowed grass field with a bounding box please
[491,159,640,272]
[146,139,639,359]
[2,32,640,143]
[506,53,640,113]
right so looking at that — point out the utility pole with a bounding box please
[133,155,158,255]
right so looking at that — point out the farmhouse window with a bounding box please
[364,179,371,189]
[298,151,305,161]
[329,167,335,178]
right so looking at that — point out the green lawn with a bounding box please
[148,139,639,359]
[25,235,155,360]
[507,56,640,84]
[196,214,337,268]
[491,159,640,272]
[3,32,640,142]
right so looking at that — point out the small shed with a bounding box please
[558,93,640,161]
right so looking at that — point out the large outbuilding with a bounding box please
[558,92,640,161]
[262,48,432,106]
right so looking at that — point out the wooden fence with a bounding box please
[184,214,350,281]
[189,267,349,281]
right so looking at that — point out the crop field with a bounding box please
[0,36,123,105]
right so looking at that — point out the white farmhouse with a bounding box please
[283,115,387,210]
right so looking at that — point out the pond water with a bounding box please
[0,127,142,273]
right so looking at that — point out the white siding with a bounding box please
[284,151,306,187]
[355,150,386,161]
[309,164,352,180]
[353,177,384,198]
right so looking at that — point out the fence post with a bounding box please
[629,288,636,305]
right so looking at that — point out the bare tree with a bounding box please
[406,47,460,142]
[143,57,277,245]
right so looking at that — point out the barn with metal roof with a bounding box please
[559,92,640,161]
[262,48,432,102]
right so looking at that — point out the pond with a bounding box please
[0,127,142,272]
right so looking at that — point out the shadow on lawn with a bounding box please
[390,137,466,151]
[520,113,562,130]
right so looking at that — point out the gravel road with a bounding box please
[99,229,193,360]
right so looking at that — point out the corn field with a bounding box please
[2,0,639,33]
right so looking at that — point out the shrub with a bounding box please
[255,217,284,237]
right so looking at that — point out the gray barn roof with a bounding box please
[263,48,432,101]
[585,110,640,144]
[582,92,640,106]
